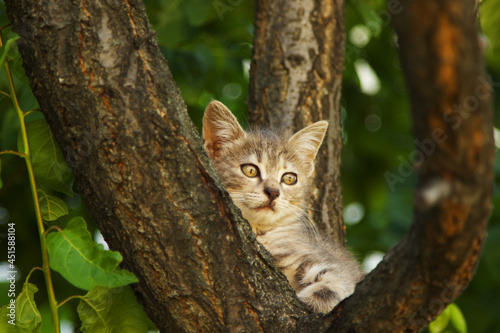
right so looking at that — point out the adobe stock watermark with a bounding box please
[213,0,245,21]
[385,75,495,192]
[6,222,17,326]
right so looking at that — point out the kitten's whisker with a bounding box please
[281,201,321,242]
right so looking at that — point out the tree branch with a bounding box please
[5,0,309,331]
[326,0,494,331]
[249,0,347,244]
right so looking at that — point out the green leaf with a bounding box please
[46,217,138,290]
[351,0,382,37]
[0,158,3,190]
[0,0,10,28]
[38,190,69,222]
[449,303,467,333]
[1,107,19,151]
[0,282,42,333]
[78,286,150,333]
[18,119,74,196]
[428,305,451,333]
[0,34,20,73]
[0,1,27,84]
[480,0,500,70]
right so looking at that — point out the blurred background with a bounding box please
[1,0,499,331]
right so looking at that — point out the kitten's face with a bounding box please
[203,101,328,233]
[208,132,311,232]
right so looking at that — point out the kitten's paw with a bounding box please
[296,283,342,313]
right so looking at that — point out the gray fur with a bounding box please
[203,100,364,313]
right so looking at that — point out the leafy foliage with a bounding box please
[0,10,141,331]
[0,34,18,70]
[38,190,69,222]
[19,118,75,196]
[46,217,138,291]
[480,0,500,71]
[0,2,31,89]
[78,286,150,333]
[428,303,467,333]
[0,283,42,333]
[145,0,253,128]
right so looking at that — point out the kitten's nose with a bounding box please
[264,187,280,202]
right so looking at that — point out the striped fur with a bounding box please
[203,101,364,313]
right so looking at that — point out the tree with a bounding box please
[249,0,346,244]
[4,0,494,332]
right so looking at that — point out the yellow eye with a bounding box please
[281,173,297,185]
[241,164,259,178]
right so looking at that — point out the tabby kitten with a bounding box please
[202,101,364,313]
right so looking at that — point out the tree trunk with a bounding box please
[249,0,347,244]
[5,0,309,331]
[5,0,494,332]
[326,0,495,331]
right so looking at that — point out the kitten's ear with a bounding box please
[289,121,328,173]
[203,100,246,158]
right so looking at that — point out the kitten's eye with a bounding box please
[241,164,259,178]
[281,173,297,185]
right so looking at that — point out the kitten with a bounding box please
[202,100,364,313]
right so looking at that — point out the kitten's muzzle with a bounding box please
[252,187,280,211]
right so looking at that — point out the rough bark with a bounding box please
[5,0,309,331]
[4,0,494,332]
[326,0,495,331]
[249,0,346,244]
